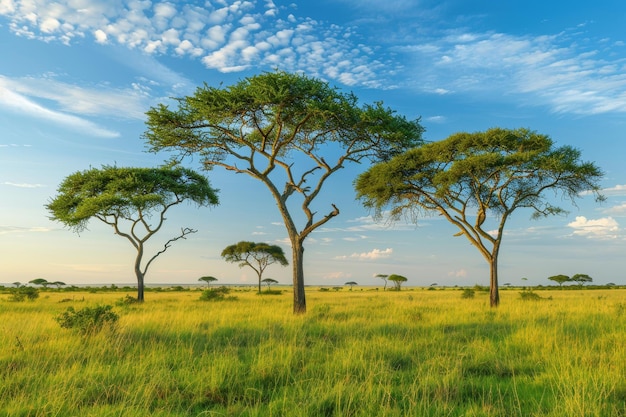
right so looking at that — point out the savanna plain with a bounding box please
[2,286,626,417]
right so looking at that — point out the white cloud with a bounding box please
[602,184,626,196]
[2,182,45,188]
[323,271,352,280]
[603,203,626,216]
[0,0,388,88]
[0,226,53,235]
[567,216,621,239]
[447,269,468,278]
[335,248,393,261]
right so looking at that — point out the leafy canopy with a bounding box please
[47,165,218,232]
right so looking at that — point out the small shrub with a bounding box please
[8,286,39,302]
[116,295,140,306]
[319,287,330,292]
[519,290,542,301]
[461,288,475,299]
[56,305,119,335]
[199,286,236,301]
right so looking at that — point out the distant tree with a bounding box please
[29,278,49,288]
[388,274,408,291]
[262,278,278,291]
[345,281,358,291]
[548,274,571,288]
[144,71,424,313]
[376,274,389,291]
[221,241,288,294]
[46,165,219,302]
[198,276,218,287]
[50,281,66,288]
[571,273,593,287]
[12,282,22,288]
[355,128,604,307]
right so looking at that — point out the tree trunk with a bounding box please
[135,244,145,302]
[291,240,306,314]
[489,256,500,308]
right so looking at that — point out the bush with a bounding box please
[461,288,475,299]
[199,286,236,301]
[56,305,119,335]
[8,286,39,302]
[519,290,542,301]
[116,295,140,306]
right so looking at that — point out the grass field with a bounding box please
[1,287,625,416]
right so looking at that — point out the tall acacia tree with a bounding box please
[144,71,423,313]
[221,241,288,294]
[355,128,604,307]
[46,166,219,301]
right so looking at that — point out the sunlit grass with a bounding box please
[1,287,625,416]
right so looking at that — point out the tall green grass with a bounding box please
[1,288,625,416]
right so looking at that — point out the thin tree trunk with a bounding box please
[291,240,306,314]
[489,254,500,307]
[135,245,145,302]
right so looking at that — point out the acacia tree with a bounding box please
[388,274,407,290]
[198,276,218,287]
[221,241,288,294]
[29,278,49,288]
[355,128,604,307]
[345,281,358,290]
[548,274,571,288]
[262,278,278,291]
[572,273,593,287]
[46,166,219,302]
[144,71,423,313]
[376,274,389,291]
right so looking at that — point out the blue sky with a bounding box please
[1,0,625,288]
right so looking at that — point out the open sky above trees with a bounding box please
[1,0,625,287]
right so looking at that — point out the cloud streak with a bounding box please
[0,76,122,138]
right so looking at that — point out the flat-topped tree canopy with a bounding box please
[143,71,424,313]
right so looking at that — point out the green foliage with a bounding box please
[144,71,424,314]
[388,274,408,291]
[116,295,140,306]
[29,278,50,287]
[221,241,288,293]
[548,274,571,287]
[572,273,593,286]
[355,127,604,307]
[461,288,476,299]
[8,286,39,302]
[199,286,237,301]
[198,276,218,287]
[46,165,219,302]
[55,305,119,335]
[519,290,542,301]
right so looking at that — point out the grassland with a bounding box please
[1,287,626,416]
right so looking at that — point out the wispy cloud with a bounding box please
[335,247,393,260]
[0,76,122,138]
[401,30,626,115]
[1,182,45,188]
[602,184,626,196]
[0,226,53,235]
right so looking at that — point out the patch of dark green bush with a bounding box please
[56,305,119,335]
[199,286,237,301]
[519,290,542,301]
[116,295,140,306]
[8,286,39,302]
[461,288,476,299]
